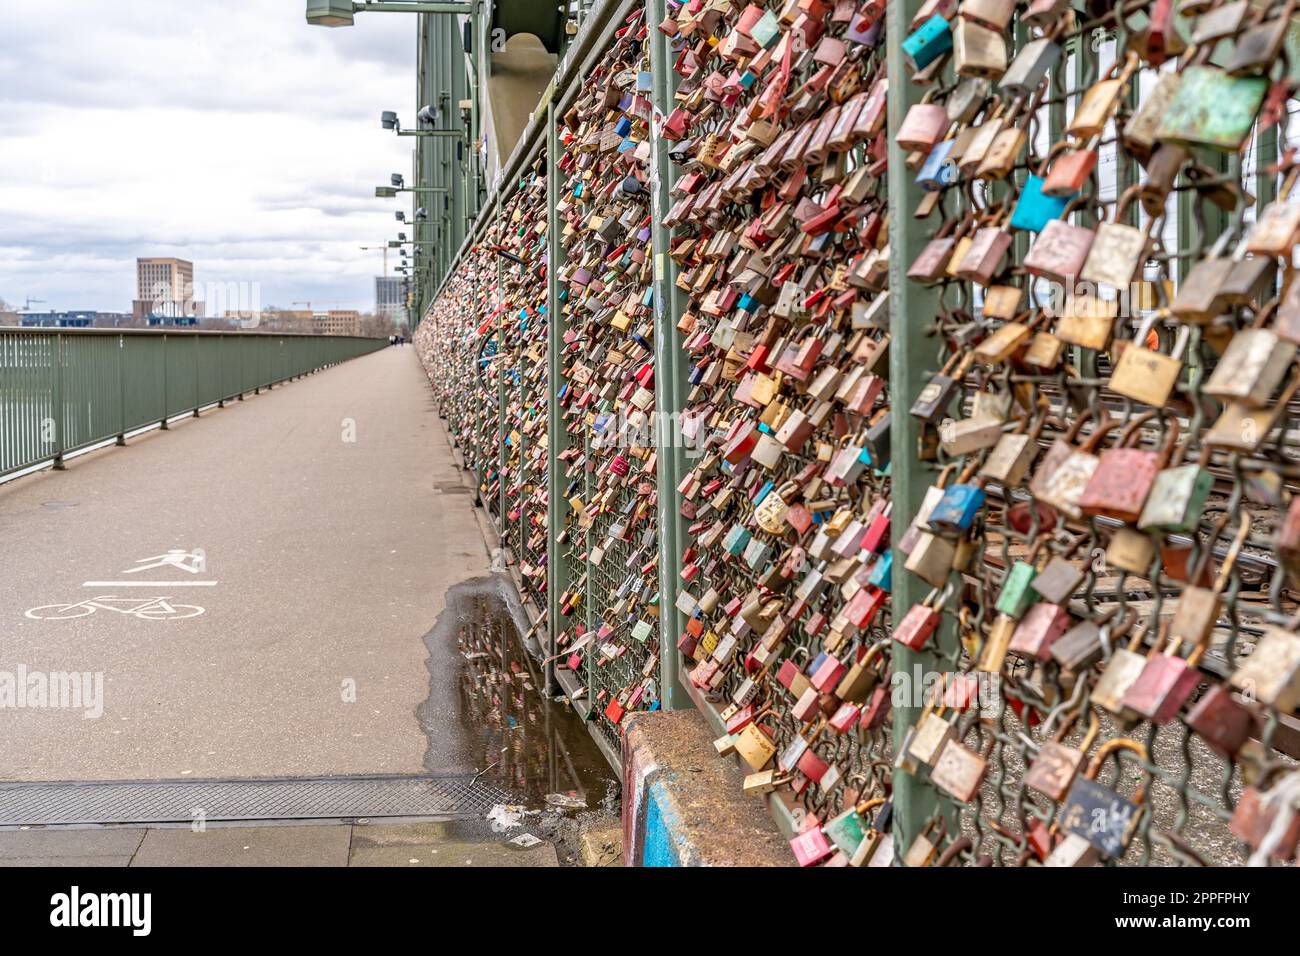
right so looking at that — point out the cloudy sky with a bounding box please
[0,1,416,314]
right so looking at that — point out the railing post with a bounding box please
[51,333,66,469]
[160,332,171,429]
[116,333,127,446]
[193,334,201,416]
[886,0,954,858]
[648,0,689,711]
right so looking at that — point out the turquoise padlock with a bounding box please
[867,550,893,593]
[1010,175,1075,233]
[902,15,952,72]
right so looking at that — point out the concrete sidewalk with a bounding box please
[0,346,492,781]
[0,821,560,867]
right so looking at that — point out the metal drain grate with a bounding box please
[0,774,511,826]
[434,480,473,494]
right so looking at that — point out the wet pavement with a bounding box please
[421,576,616,812]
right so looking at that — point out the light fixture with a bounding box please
[375,186,398,198]
[380,110,398,130]
[307,2,474,27]
[306,0,354,27]
[395,211,406,222]
[415,207,428,220]
[417,105,437,126]
[391,173,404,188]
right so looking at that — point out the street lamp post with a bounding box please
[306,1,472,26]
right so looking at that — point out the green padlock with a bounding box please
[995,560,1040,620]
[1155,66,1268,151]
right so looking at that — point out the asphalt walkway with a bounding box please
[0,345,492,782]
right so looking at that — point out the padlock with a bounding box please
[952,18,1007,79]
[1025,708,1100,801]
[1078,414,1179,523]
[1108,318,1190,409]
[1028,409,1120,519]
[1156,65,1267,152]
[892,587,944,651]
[1079,186,1157,290]
[1185,684,1255,759]
[1203,328,1297,408]
[1056,738,1151,860]
[1092,618,1158,716]
[1051,292,1116,354]
[997,32,1062,99]
[1007,601,1072,661]
[930,729,995,803]
[1229,767,1300,862]
[1230,623,1300,712]
[1137,444,1214,535]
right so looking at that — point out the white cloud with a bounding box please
[0,0,420,313]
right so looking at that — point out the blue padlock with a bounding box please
[927,484,986,537]
[915,138,958,192]
[902,14,952,72]
[1010,175,1076,233]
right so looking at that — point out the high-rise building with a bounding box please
[375,276,405,325]
[134,257,202,321]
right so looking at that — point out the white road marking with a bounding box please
[82,581,218,587]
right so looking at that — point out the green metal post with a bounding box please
[648,0,688,711]
[497,248,508,549]
[545,101,567,696]
[51,333,66,469]
[116,333,127,445]
[886,0,954,858]
[194,334,201,416]
[160,333,170,429]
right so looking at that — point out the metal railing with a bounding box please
[0,328,386,480]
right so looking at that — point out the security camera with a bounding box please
[391,174,404,188]
[380,111,398,130]
[415,207,428,220]
[395,211,405,222]
[417,105,437,126]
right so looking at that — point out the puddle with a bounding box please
[419,576,617,813]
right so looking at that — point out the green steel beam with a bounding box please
[648,0,689,711]
[886,0,955,860]
[545,101,568,697]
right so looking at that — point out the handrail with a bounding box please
[0,330,386,480]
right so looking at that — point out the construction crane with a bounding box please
[24,296,46,311]
[360,245,389,277]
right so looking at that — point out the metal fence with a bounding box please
[416,0,1300,867]
[0,328,386,480]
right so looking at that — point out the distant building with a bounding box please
[375,276,405,324]
[312,310,360,336]
[145,314,199,327]
[134,257,203,321]
[17,310,98,328]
